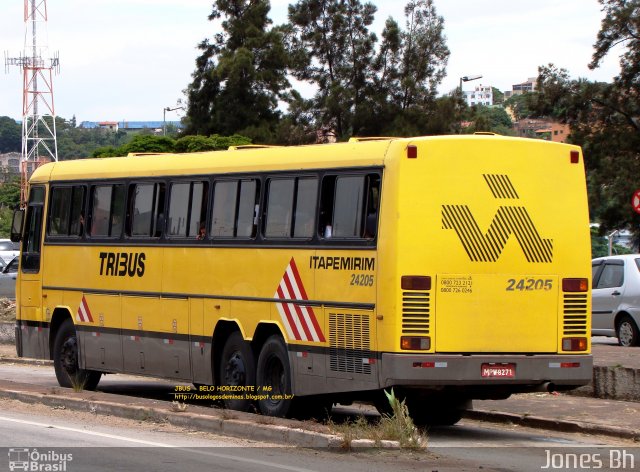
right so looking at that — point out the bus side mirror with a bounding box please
[10,209,24,243]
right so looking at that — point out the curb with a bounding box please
[0,387,402,449]
[464,409,640,441]
[1,355,637,442]
[0,356,52,366]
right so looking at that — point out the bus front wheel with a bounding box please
[256,335,292,417]
[219,331,256,411]
[52,319,102,390]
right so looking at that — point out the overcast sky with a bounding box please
[0,0,624,123]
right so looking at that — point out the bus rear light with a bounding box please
[407,145,418,159]
[560,362,581,368]
[401,336,430,350]
[570,150,580,163]
[401,275,431,291]
[562,278,588,292]
[562,337,587,351]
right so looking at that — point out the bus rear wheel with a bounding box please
[53,319,102,390]
[219,332,256,412]
[256,335,292,417]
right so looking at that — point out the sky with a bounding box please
[0,0,625,123]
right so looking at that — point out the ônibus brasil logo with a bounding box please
[442,174,553,263]
[8,448,73,471]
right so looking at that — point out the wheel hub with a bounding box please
[60,336,78,374]
[225,352,246,385]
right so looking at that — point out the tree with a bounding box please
[463,105,514,135]
[0,117,21,153]
[174,134,251,152]
[529,0,640,235]
[504,93,534,121]
[287,0,450,138]
[184,0,290,141]
[92,135,176,157]
[395,0,449,112]
[288,0,378,138]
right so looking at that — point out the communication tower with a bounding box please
[5,0,60,206]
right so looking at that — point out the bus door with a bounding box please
[18,185,46,358]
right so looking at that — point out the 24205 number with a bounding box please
[350,274,374,286]
[506,278,552,291]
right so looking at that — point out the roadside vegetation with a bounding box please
[328,389,426,449]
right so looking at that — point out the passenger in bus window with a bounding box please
[197,223,206,240]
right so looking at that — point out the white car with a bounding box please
[0,256,18,299]
[0,239,19,265]
[592,254,640,346]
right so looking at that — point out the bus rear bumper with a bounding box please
[380,353,593,389]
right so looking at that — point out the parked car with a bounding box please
[592,254,640,346]
[0,239,20,265]
[0,256,18,300]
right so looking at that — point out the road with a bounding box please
[0,363,637,472]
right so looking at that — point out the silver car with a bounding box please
[592,254,640,346]
[0,257,18,300]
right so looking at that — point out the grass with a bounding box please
[328,389,426,449]
[170,401,189,412]
[69,374,87,393]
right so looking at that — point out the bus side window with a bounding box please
[129,183,166,238]
[319,173,380,240]
[363,174,380,239]
[48,186,85,237]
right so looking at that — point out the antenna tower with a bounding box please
[5,0,60,206]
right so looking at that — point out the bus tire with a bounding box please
[219,331,256,412]
[53,319,102,390]
[256,335,292,417]
[408,398,470,426]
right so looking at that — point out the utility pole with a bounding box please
[5,0,60,206]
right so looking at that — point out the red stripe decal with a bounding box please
[277,286,301,340]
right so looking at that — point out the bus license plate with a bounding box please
[481,363,515,378]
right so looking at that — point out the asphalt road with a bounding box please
[0,363,637,472]
[1,397,636,472]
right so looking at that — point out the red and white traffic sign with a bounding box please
[632,189,640,214]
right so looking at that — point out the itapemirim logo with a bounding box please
[442,174,553,263]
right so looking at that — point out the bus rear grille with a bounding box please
[563,294,588,335]
[402,291,430,335]
[329,313,372,375]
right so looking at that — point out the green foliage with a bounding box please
[463,105,514,135]
[174,134,252,152]
[0,207,14,238]
[0,178,20,238]
[183,0,289,139]
[591,226,633,258]
[492,87,505,105]
[56,117,131,160]
[381,388,424,449]
[504,93,534,121]
[0,117,21,153]
[287,0,450,139]
[92,133,251,157]
[92,135,175,157]
[0,178,21,209]
[524,1,640,237]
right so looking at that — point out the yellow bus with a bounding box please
[11,134,592,425]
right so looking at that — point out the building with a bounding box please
[97,121,119,132]
[504,77,537,99]
[513,118,570,143]
[0,152,21,178]
[80,121,183,134]
[464,84,493,106]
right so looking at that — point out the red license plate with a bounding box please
[481,363,516,378]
